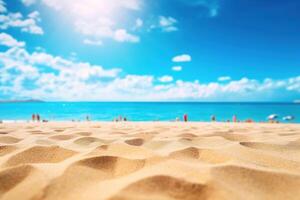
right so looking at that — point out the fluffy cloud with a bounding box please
[0,0,6,13]
[0,35,299,101]
[21,0,37,6]
[83,39,103,46]
[135,18,143,29]
[0,42,122,100]
[178,0,219,17]
[218,76,231,81]
[148,16,178,33]
[158,16,178,32]
[172,54,192,62]
[172,66,182,71]
[0,32,25,47]
[0,11,43,34]
[114,29,140,43]
[158,75,174,83]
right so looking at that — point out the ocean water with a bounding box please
[0,102,299,123]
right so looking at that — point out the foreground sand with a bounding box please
[0,122,300,200]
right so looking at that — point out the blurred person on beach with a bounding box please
[37,114,40,122]
[211,115,216,122]
[32,114,36,122]
[245,119,253,123]
[233,115,237,122]
[184,114,188,122]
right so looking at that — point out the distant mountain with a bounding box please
[0,99,44,103]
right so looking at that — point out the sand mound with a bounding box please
[76,156,145,176]
[279,132,298,136]
[35,139,55,145]
[170,147,200,159]
[73,137,102,146]
[30,130,46,135]
[170,147,231,164]
[0,136,21,144]
[75,132,92,136]
[125,138,144,146]
[177,133,198,138]
[54,129,65,133]
[129,132,155,141]
[89,143,158,159]
[0,165,34,196]
[144,140,170,149]
[240,142,300,151]
[289,138,300,146]
[50,134,77,141]
[204,131,252,142]
[6,146,76,167]
[211,165,300,199]
[38,156,146,200]
[110,175,209,200]
[0,145,17,156]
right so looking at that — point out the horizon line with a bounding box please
[0,100,299,104]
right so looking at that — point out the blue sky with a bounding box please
[0,0,299,101]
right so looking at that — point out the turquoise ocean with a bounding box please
[0,102,299,123]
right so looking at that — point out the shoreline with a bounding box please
[1,120,299,125]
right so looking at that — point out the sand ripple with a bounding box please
[0,165,34,196]
[110,175,209,200]
[0,122,299,200]
[6,146,76,167]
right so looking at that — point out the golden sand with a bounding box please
[0,122,300,200]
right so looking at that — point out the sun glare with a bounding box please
[64,0,140,20]
[70,1,116,19]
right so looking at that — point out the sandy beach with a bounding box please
[0,122,300,200]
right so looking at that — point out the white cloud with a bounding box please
[218,76,231,81]
[159,16,178,32]
[83,39,103,46]
[0,11,43,34]
[0,0,6,13]
[110,75,154,94]
[28,11,40,20]
[0,42,299,101]
[0,33,25,47]
[28,51,121,79]
[135,18,143,29]
[0,45,122,100]
[34,46,46,52]
[21,0,37,6]
[287,76,300,92]
[158,75,174,83]
[172,66,182,71]
[178,0,219,17]
[73,15,139,44]
[41,0,141,12]
[172,54,192,62]
[1,50,300,101]
[114,29,140,43]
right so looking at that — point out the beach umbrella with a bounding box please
[283,116,295,121]
[268,114,278,120]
